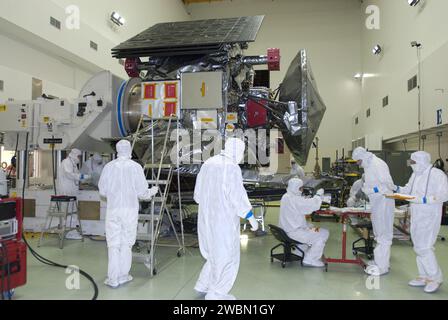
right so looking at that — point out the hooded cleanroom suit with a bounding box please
[81,153,105,186]
[398,151,448,292]
[98,140,157,287]
[352,147,396,275]
[347,178,365,207]
[194,138,253,300]
[57,148,83,196]
[279,178,328,266]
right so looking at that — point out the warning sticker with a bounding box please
[0,105,6,112]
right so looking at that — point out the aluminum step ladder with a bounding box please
[131,114,185,276]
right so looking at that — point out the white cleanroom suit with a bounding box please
[347,175,366,207]
[57,149,89,196]
[279,178,328,267]
[352,147,396,276]
[98,140,158,288]
[397,151,448,293]
[81,153,105,186]
[194,138,258,300]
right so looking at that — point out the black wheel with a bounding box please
[367,254,374,260]
[352,250,357,256]
[281,262,286,268]
[177,250,183,257]
[152,268,157,276]
[270,257,274,263]
[441,237,446,242]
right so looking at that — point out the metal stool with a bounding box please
[38,196,84,249]
[243,202,267,235]
[352,220,374,260]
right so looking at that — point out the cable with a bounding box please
[51,136,57,196]
[434,134,445,171]
[3,244,11,300]
[20,132,98,300]
[7,133,19,180]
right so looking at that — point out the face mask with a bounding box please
[411,163,425,174]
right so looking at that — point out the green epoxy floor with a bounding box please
[14,206,448,300]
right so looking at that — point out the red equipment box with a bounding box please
[1,241,27,291]
[246,99,268,128]
[0,198,27,293]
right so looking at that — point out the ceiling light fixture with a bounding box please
[372,44,382,55]
[110,11,125,26]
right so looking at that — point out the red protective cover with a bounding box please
[164,83,177,99]
[1,241,27,290]
[246,99,268,128]
[164,102,177,117]
[144,83,156,100]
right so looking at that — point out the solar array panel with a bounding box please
[112,16,264,58]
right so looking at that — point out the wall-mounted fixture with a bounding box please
[408,0,421,7]
[372,44,382,55]
[110,11,125,26]
[411,41,423,148]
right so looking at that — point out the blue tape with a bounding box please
[117,80,127,137]
[245,211,254,219]
[423,197,427,204]
[374,187,379,193]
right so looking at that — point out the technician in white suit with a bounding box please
[99,140,158,288]
[396,151,448,293]
[352,147,396,276]
[279,178,328,267]
[194,138,258,300]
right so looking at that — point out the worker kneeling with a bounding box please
[98,140,158,288]
[279,178,328,267]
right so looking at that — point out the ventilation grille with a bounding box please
[408,75,418,92]
[50,16,61,30]
[90,41,98,51]
[366,108,371,118]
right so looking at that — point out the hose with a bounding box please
[20,132,99,300]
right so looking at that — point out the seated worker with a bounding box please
[81,153,105,186]
[347,174,367,207]
[279,178,328,267]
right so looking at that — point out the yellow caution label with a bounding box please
[201,81,206,97]
[226,124,235,130]
[148,104,152,117]
[21,120,26,128]
[0,104,6,112]
[43,116,50,123]
[200,117,214,123]
[227,114,236,121]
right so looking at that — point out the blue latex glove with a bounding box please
[80,174,91,181]
[409,196,428,204]
[245,211,254,219]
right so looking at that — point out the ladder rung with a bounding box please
[136,234,152,241]
[138,214,161,221]
[132,252,152,260]
[147,180,169,184]
[140,197,163,203]
[145,164,172,169]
